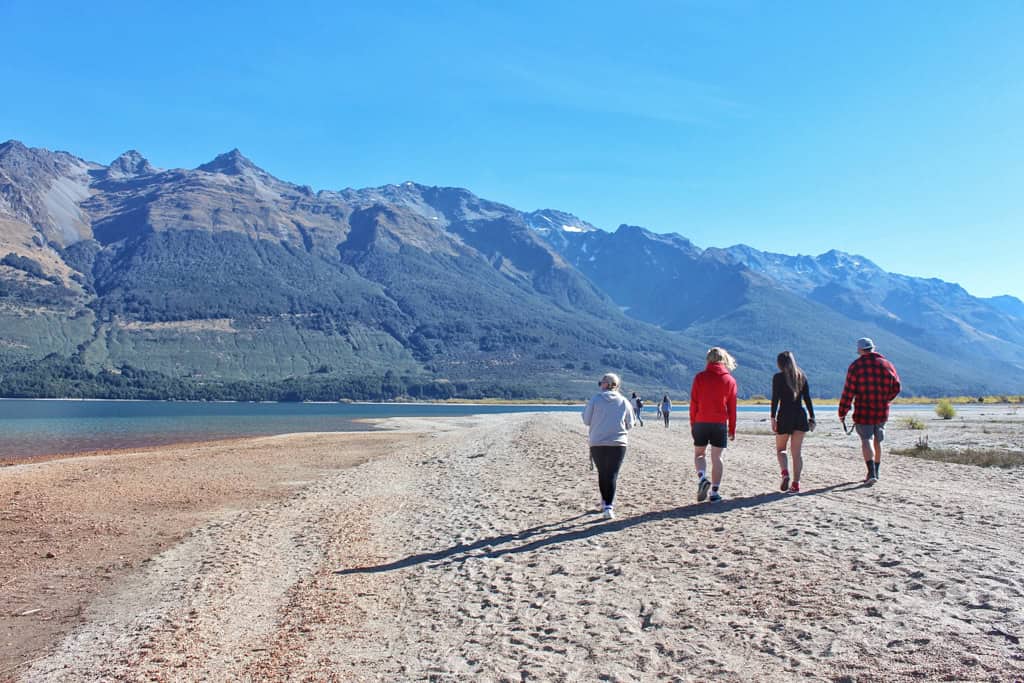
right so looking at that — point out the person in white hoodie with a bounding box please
[582,372,637,520]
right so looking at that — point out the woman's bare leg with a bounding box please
[709,445,724,486]
[790,430,805,484]
[775,434,790,472]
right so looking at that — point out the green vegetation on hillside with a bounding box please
[0,353,540,401]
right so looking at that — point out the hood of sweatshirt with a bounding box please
[705,362,731,375]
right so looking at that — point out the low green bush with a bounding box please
[901,416,926,430]
[935,399,956,420]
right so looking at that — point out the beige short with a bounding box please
[855,423,886,442]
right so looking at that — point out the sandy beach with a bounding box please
[2,407,1023,681]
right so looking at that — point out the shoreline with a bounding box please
[3,410,1022,679]
[4,395,1023,405]
[0,434,266,468]
[2,403,1010,465]
[4,411,1024,679]
[0,427,427,675]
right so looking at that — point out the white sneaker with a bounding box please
[697,477,711,502]
[603,506,614,520]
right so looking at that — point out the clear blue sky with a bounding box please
[3,1,1022,299]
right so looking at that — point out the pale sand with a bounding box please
[2,407,1023,681]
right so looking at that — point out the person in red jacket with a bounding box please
[689,347,738,502]
[838,337,901,483]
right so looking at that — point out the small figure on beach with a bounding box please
[838,337,901,484]
[583,373,637,520]
[689,347,738,502]
[631,392,645,427]
[660,394,671,428]
[771,351,815,494]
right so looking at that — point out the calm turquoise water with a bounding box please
[0,400,929,460]
[0,399,593,460]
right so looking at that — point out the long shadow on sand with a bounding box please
[334,481,867,576]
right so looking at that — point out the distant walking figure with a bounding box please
[838,338,901,483]
[631,392,645,427]
[689,347,738,502]
[771,351,815,494]
[660,395,671,428]
[583,373,636,520]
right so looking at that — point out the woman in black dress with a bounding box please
[770,351,815,494]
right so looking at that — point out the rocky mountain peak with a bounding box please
[526,210,599,234]
[0,139,29,159]
[106,150,156,178]
[817,249,881,273]
[196,149,263,176]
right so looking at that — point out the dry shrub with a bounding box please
[901,416,926,430]
[894,444,1024,468]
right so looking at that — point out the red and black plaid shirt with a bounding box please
[838,352,901,424]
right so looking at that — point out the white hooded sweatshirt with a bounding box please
[582,390,636,446]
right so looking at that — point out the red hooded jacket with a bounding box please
[689,362,738,436]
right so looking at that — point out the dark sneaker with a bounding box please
[780,472,790,492]
[697,477,711,502]
[709,491,722,503]
[864,475,877,484]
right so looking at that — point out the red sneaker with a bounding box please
[787,482,800,494]
[780,471,790,492]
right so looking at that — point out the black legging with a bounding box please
[590,445,627,506]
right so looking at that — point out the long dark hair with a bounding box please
[777,351,805,400]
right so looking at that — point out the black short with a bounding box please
[692,422,728,448]
[775,409,809,435]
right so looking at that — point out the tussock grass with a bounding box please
[891,395,1024,405]
[894,443,1024,468]
[900,416,926,430]
[935,399,956,419]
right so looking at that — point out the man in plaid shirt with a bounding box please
[838,337,901,483]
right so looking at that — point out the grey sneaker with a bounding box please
[697,477,711,502]
[709,491,722,503]
[603,506,614,520]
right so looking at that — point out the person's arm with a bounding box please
[689,376,699,426]
[770,375,780,419]
[887,364,902,402]
[727,378,738,439]
[770,375,780,433]
[624,398,636,430]
[802,380,814,420]
[582,397,594,426]
[838,365,856,419]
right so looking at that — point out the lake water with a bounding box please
[0,400,935,461]
[0,399,772,461]
[0,399,587,460]
[0,397,937,462]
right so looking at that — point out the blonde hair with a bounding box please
[599,372,621,390]
[706,347,737,371]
